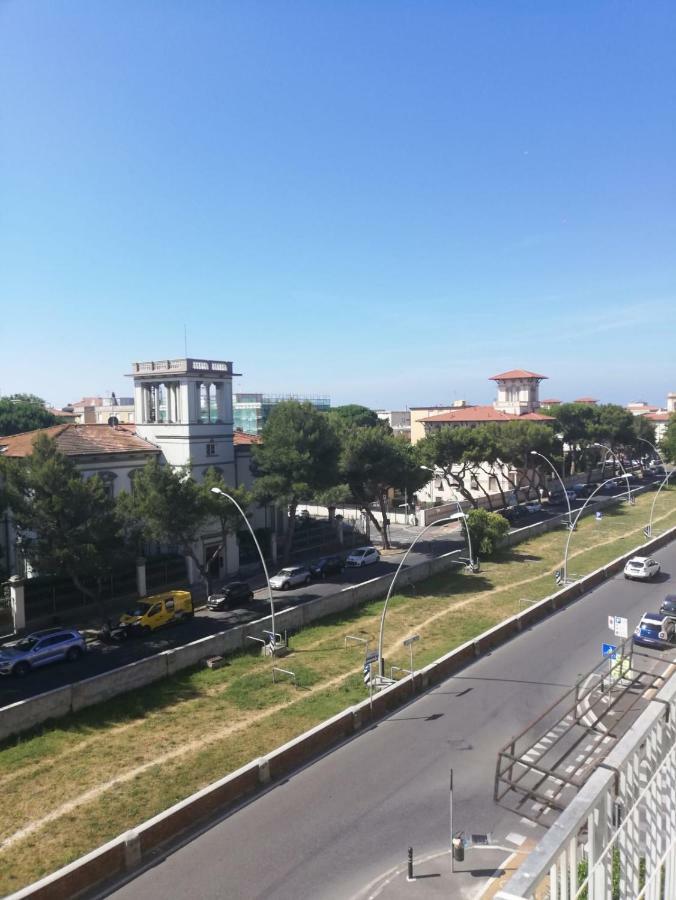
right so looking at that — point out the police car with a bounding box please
[632,612,676,649]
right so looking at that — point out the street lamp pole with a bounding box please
[210,487,277,650]
[420,466,475,567]
[561,475,628,584]
[637,436,665,465]
[377,515,457,677]
[646,469,674,538]
[593,443,632,504]
[529,450,573,530]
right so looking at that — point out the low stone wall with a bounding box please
[8,524,676,900]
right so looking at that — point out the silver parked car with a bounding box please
[269,566,311,591]
[0,627,87,677]
[345,546,381,567]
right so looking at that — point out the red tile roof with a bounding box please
[645,412,670,422]
[421,406,555,425]
[233,431,261,445]
[490,369,548,381]
[574,397,598,403]
[0,424,160,458]
[541,398,561,405]
[521,412,556,421]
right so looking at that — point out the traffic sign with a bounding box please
[602,643,617,659]
[614,616,628,639]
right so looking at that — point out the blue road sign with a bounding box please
[602,643,617,658]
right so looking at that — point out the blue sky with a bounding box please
[1,1,674,410]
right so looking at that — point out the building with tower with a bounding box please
[130,357,238,479]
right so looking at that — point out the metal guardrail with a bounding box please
[497,657,676,899]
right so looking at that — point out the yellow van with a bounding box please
[119,590,193,635]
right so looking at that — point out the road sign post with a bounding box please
[403,634,420,684]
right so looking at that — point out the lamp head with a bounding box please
[210,487,223,496]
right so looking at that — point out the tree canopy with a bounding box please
[0,394,60,437]
[326,404,386,432]
[3,435,125,607]
[463,508,510,558]
[340,428,426,547]
[661,414,676,464]
[251,400,341,561]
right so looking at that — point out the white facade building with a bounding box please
[129,358,237,482]
[376,409,411,439]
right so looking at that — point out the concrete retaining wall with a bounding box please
[0,686,73,742]
[8,524,676,900]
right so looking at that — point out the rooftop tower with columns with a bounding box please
[490,368,547,416]
[128,357,238,480]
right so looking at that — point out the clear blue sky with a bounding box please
[1,1,674,410]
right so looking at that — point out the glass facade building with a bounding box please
[233,393,331,435]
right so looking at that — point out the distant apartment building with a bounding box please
[626,394,675,445]
[233,393,330,435]
[376,409,411,440]
[65,393,135,425]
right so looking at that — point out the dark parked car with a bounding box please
[207,581,254,610]
[660,595,676,616]
[572,483,598,498]
[310,555,344,579]
[548,488,576,505]
[501,505,529,524]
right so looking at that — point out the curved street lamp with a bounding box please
[529,450,573,530]
[646,469,674,538]
[377,515,459,677]
[560,474,632,584]
[637,435,665,465]
[419,466,475,566]
[210,486,277,652]
[593,443,632,504]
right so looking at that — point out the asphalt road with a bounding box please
[0,526,466,706]
[0,482,639,707]
[103,538,675,900]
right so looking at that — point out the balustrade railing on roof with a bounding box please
[131,359,232,375]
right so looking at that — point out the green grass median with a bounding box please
[0,488,674,895]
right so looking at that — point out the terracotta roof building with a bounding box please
[413,369,554,441]
[0,424,159,459]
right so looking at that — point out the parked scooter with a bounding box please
[98,619,131,643]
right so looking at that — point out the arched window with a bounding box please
[97,471,118,500]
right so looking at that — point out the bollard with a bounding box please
[452,833,465,863]
[407,846,414,881]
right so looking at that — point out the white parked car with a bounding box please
[346,546,381,568]
[269,566,311,590]
[624,556,661,581]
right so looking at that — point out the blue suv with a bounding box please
[0,627,86,677]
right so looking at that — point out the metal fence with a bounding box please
[22,556,186,624]
[145,555,188,591]
[24,567,138,623]
[497,657,676,900]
